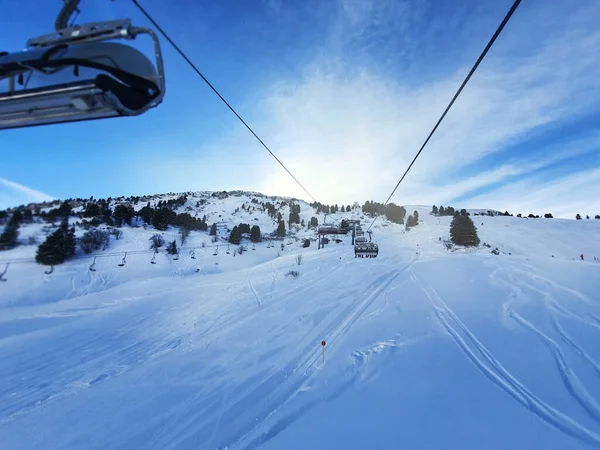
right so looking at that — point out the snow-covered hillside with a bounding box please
[1,197,600,450]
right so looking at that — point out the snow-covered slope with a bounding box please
[1,198,600,450]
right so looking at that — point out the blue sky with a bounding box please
[1,0,600,218]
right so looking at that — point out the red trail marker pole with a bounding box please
[321,340,326,365]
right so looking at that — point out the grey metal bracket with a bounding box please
[27,19,135,49]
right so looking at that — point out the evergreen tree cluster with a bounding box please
[229,223,256,244]
[36,217,76,265]
[176,213,208,231]
[385,203,407,224]
[310,202,348,215]
[362,201,386,216]
[432,205,457,216]
[405,210,420,229]
[361,201,406,225]
[152,207,177,230]
[41,200,73,223]
[159,194,188,210]
[137,203,208,232]
[449,214,480,247]
[309,217,319,228]
[113,204,135,227]
[262,202,278,220]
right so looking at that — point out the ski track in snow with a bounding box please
[236,258,417,449]
[248,268,261,307]
[411,271,600,448]
[2,200,600,449]
[489,264,600,377]
[508,309,600,425]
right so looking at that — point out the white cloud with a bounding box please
[247,0,600,210]
[462,168,600,219]
[0,177,55,209]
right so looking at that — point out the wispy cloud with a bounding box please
[249,0,600,212]
[0,177,55,209]
[462,168,600,219]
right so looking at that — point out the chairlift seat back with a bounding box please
[354,242,379,258]
[0,41,163,130]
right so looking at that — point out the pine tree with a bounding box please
[0,214,19,250]
[450,214,480,247]
[250,225,261,243]
[276,220,286,237]
[439,206,445,216]
[461,209,468,217]
[229,226,241,244]
[413,210,419,223]
[35,216,76,266]
[36,229,67,265]
[544,213,553,218]
[576,214,582,220]
[210,223,217,236]
[139,205,154,224]
[432,205,438,215]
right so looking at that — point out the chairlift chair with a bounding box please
[0,263,8,281]
[118,252,127,267]
[150,252,156,264]
[190,248,196,259]
[0,1,165,131]
[354,242,379,259]
[89,256,96,271]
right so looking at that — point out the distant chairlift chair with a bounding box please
[354,242,379,259]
